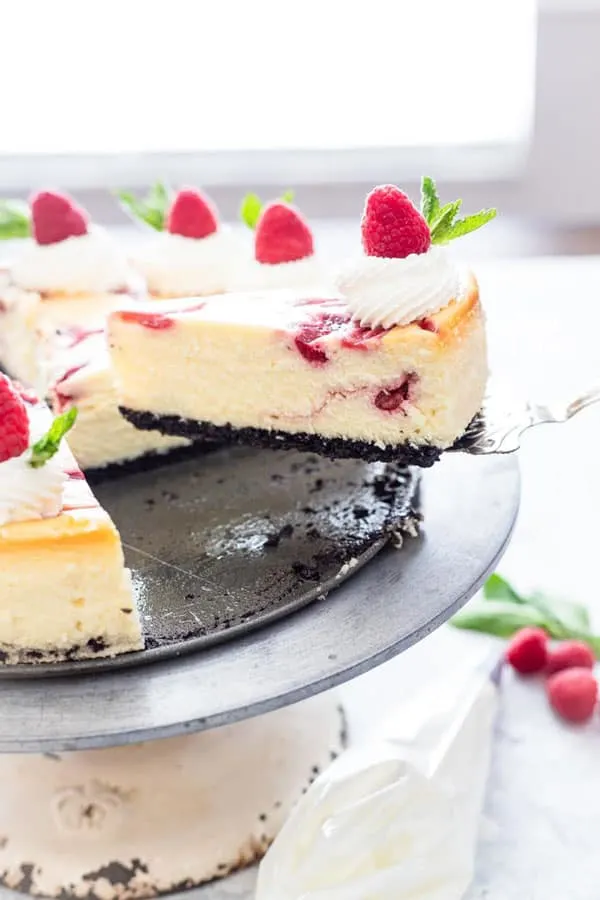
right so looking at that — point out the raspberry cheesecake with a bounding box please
[231,195,334,291]
[0,376,142,663]
[0,191,142,389]
[122,184,246,298]
[47,326,189,471]
[109,181,495,466]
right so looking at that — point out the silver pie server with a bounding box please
[452,383,600,455]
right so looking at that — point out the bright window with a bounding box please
[0,0,536,184]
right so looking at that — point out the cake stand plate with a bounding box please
[0,452,519,753]
[1,447,420,675]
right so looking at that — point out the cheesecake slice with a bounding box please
[108,276,486,466]
[109,180,493,466]
[0,378,142,663]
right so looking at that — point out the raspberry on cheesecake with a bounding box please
[230,195,334,292]
[108,178,495,465]
[0,190,142,389]
[121,183,246,299]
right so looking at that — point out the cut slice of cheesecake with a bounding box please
[107,276,487,467]
[0,382,142,663]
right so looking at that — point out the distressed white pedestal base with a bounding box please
[0,693,345,899]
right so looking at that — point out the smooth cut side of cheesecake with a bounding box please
[0,400,142,663]
[108,276,487,466]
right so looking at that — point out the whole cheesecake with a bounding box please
[108,181,494,466]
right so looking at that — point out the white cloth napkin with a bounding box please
[255,657,498,900]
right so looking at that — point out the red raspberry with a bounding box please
[167,188,219,239]
[546,668,598,724]
[0,374,30,462]
[547,640,595,675]
[30,191,89,245]
[505,627,548,674]
[361,185,431,259]
[255,202,314,264]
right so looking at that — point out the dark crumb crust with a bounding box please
[85,441,219,483]
[120,408,444,467]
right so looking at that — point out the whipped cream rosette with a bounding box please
[337,177,495,329]
[121,183,246,298]
[0,191,140,389]
[228,192,335,293]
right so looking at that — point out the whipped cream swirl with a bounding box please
[136,229,244,297]
[337,245,461,328]
[11,226,131,294]
[0,452,65,526]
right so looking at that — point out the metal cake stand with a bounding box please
[0,450,519,754]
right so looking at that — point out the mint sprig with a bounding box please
[420,176,496,245]
[29,408,78,469]
[239,189,295,229]
[0,200,31,240]
[116,181,170,231]
[451,573,600,656]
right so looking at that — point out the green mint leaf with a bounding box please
[280,189,295,204]
[29,408,78,469]
[483,573,526,605]
[116,182,170,231]
[240,193,263,229]
[420,176,440,226]
[148,181,169,212]
[0,200,31,239]
[451,600,549,638]
[455,573,600,656]
[429,200,462,244]
[527,590,592,637]
[441,208,497,242]
[586,635,600,657]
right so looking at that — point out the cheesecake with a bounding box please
[0,376,142,663]
[0,191,193,471]
[122,184,246,298]
[0,191,142,390]
[108,180,495,466]
[47,325,189,471]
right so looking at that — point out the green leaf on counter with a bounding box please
[451,599,550,638]
[29,408,78,469]
[483,572,525,604]
[451,573,600,657]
